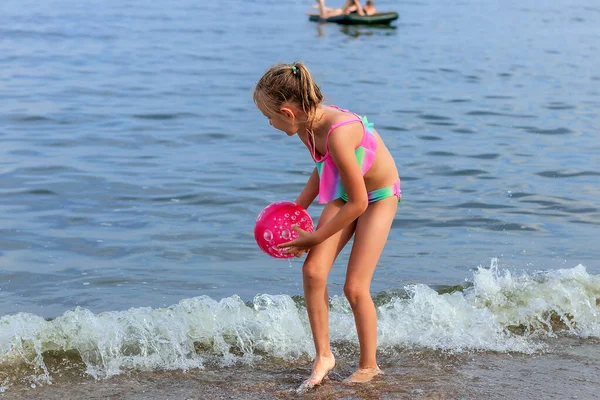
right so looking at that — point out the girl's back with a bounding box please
[312,106,399,194]
[362,128,399,191]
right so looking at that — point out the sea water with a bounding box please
[1,0,599,398]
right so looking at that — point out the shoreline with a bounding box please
[3,337,599,400]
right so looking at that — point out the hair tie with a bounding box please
[291,65,297,75]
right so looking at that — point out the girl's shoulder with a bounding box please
[325,104,354,116]
[323,105,362,129]
[323,106,365,150]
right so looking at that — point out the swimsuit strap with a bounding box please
[324,106,364,154]
[308,105,364,162]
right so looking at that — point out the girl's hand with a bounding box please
[293,249,308,258]
[277,225,320,256]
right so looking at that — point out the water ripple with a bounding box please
[131,112,198,120]
[466,110,536,118]
[537,170,600,178]
[525,127,573,135]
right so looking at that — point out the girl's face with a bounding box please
[256,95,298,136]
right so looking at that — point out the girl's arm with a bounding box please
[295,167,319,209]
[311,124,368,244]
[278,124,366,253]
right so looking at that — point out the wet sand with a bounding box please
[0,366,471,400]
[3,337,599,400]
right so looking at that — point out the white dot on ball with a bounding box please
[263,230,273,241]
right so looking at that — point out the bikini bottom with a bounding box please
[341,180,401,204]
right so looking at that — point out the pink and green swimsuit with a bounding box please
[307,106,401,204]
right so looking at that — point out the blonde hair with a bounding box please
[253,62,323,123]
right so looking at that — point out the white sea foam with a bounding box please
[1,260,599,386]
[378,259,599,353]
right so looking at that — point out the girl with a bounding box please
[253,62,401,390]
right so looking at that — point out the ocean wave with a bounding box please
[1,260,599,389]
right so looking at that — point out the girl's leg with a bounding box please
[301,200,356,386]
[343,196,398,383]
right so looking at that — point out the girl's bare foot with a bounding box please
[296,354,336,393]
[343,367,383,383]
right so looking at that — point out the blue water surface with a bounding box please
[0,0,598,317]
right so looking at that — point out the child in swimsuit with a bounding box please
[253,62,401,391]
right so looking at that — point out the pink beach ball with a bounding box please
[254,202,314,259]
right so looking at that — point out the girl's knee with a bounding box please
[343,283,370,306]
[302,261,329,286]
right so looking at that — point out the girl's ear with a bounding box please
[279,106,295,122]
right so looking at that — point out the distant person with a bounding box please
[342,0,365,15]
[363,0,377,15]
[315,0,365,19]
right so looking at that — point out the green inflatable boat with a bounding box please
[308,12,399,25]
